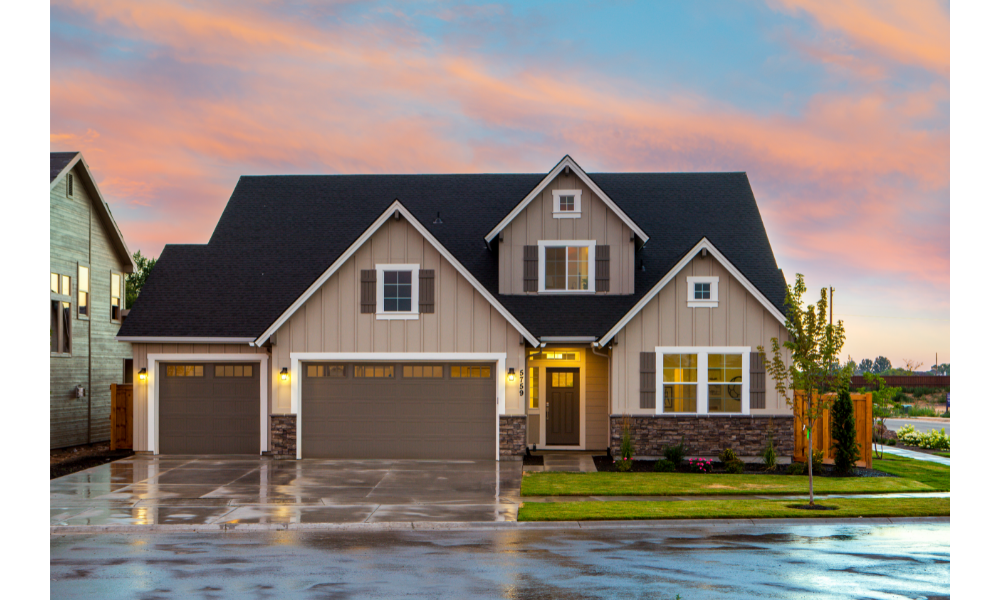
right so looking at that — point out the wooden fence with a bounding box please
[850,376,949,389]
[109,384,132,451]
[794,392,872,468]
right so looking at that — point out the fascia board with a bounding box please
[596,238,786,347]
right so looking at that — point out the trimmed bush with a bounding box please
[832,389,860,475]
[654,459,676,473]
[787,462,806,476]
[761,435,777,471]
[662,438,686,470]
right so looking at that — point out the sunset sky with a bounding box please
[49,0,950,369]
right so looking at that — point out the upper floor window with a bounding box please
[67,173,74,197]
[50,300,71,355]
[538,240,596,292]
[376,264,419,320]
[51,272,71,296]
[77,265,89,318]
[111,272,122,321]
[687,276,719,308]
[551,189,582,218]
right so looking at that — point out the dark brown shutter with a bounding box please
[639,351,656,409]
[419,269,435,313]
[360,269,377,314]
[523,245,538,292]
[596,245,610,292]
[750,351,766,409]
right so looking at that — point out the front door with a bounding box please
[546,368,580,445]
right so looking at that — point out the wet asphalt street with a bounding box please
[51,522,949,599]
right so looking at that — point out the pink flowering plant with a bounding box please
[687,458,713,473]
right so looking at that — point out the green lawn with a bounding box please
[521,471,933,497]
[872,454,950,491]
[934,452,950,458]
[518,497,949,522]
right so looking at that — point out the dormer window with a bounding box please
[552,189,582,218]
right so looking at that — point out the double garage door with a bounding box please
[157,361,496,458]
[159,362,260,454]
[302,362,496,459]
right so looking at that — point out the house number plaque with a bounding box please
[519,369,524,396]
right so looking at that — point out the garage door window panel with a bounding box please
[306,364,346,378]
[355,365,394,378]
[403,365,443,378]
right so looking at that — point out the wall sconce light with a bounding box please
[507,368,516,382]
[138,368,147,382]
[280,367,289,382]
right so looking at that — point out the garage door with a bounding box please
[159,362,260,454]
[301,362,496,459]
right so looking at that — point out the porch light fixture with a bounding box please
[280,367,289,382]
[138,368,147,382]
[507,368,516,382]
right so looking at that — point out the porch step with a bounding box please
[524,453,598,473]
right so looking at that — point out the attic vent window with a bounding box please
[67,173,74,197]
[551,190,582,218]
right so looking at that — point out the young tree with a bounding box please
[758,273,849,506]
[873,356,891,374]
[902,359,924,373]
[831,388,860,475]
[125,250,157,309]
[864,371,901,459]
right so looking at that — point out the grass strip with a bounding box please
[518,497,949,522]
[521,471,933,497]
[872,454,950,491]
[934,452,950,458]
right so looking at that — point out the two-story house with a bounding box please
[118,155,793,459]
[50,152,136,449]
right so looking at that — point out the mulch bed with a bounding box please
[591,456,894,478]
[50,442,133,480]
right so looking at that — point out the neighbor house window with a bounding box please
[77,265,89,318]
[50,301,71,354]
[655,347,749,414]
[538,240,596,292]
[687,276,719,308]
[551,189,582,218]
[111,272,122,321]
[376,264,419,320]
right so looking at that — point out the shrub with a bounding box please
[662,438,686,469]
[617,417,634,471]
[615,458,632,472]
[761,435,777,471]
[831,389,860,475]
[725,459,744,474]
[654,459,676,473]
[909,406,938,417]
[888,438,897,446]
[897,424,950,450]
[812,449,825,465]
[787,462,806,476]
[687,458,712,473]
[719,448,738,463]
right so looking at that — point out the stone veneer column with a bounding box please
[499,415,527,460]
[269,414,297,458]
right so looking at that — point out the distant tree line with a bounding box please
[852,356,949,376]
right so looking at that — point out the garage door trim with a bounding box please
[290,352,507,460]
[146,353,269,455]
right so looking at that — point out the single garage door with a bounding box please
[159,362,260,454]
[301,362,496,459]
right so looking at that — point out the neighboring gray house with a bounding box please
[119,155,793,460]
[50,152,136,449]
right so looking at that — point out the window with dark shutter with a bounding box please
[360,269,377,313]
[419,269,435,313]
[596,245,610,292]
[640,351,656,409]
[750,351,766,409]
[523,245,538,292]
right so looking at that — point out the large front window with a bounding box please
[539,240,596,292]
[656,347,749,414]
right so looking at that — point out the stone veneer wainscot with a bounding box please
[610,415,794,459]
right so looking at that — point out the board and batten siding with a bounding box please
[130,343,268,452]
[50,165,133,449]
[585,346,610,450]
[498,170,635,295]
[270,217,526,415]
[611,252,792,415]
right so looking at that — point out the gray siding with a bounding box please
[50,165,133,448]
[585,347,610,450]
[611,252,792,416]
[498,170,635,294]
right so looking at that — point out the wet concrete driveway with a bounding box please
[51,456,522,527]
[50,522,950,599]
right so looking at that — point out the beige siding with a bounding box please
[268,217,526,415]
[498,170,635,294]
[610,252,792,416]
[585,347,610,450]
[130,343,268,452]
[50,165,133,448]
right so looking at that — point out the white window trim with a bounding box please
[537,240,597,294]
[654,346,750,415]
[551,189,582,218]
[687,276,719,308]
[375,263,420,320]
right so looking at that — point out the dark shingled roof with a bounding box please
[51,152,78,182]
[119,172,787,341]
